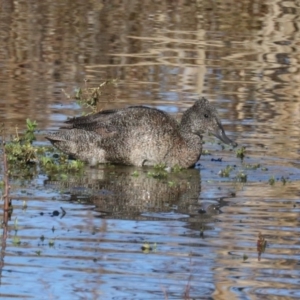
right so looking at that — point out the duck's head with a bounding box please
[183,97,238,147]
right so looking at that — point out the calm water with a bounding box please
[0,1,300,299]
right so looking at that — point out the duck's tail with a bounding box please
[46,129,102,162]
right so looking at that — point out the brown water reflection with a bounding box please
[0,0,300,299]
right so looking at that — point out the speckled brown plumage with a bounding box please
[46,97,237,168]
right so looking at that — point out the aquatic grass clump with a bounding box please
[236,172,247,183]
[4,119,85,180]
[218,165,234,177]
[147,170,168,179]
[236,146,246,159]
[268,176,275,185]
[268,176,288,186]
[244,163,260,170]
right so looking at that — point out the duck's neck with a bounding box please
[179,107,195,135]
[179,110,203,156]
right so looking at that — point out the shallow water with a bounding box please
[0,1,300,299]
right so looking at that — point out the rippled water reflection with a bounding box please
[0,0,300,299]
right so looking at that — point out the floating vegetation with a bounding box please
[281,176,287,185]
[202,149,211,155]
[257,232,267,261]
[141,242,157,253]
[147,170,168,179]
[168,181,176,187]
[268,176,276,185]
[244,163,260,170]
[218,165,234,177]
[3,119,85,180]
[12,236,21,246]
[236,172,247,183]
[49,239,55,247]
[236,146,246,159]
[172,164,184,173]
[131,170,139,177]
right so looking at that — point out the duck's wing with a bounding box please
[62,106,150,129]
[62,109,117,129]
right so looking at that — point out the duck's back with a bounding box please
[56,106,183,166]
[65,106,178,133]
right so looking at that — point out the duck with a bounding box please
[46,97,237,168]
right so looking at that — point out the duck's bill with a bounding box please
[212,123,238,147]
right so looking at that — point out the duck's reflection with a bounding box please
[46,165,223,221]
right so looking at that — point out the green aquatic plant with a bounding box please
[12,235,21,246]
[268,176,275,185]
[147,170,168,179]
[141,242,157,253]
[236,146,246,159]
[24,119,37,143]
[131,170,139,177]
[202,149,210,155]
[281,176,287,185]
[218,165,234,177]
[4,120,85,180]
[236,172,247,183]
[244,163,260,170]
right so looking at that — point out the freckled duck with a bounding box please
[46,97,237,168]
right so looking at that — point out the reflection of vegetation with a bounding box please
[257,232,267,261]
[63,79,118,113]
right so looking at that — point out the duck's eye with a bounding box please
[204,114,209,118]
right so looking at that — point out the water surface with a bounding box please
[0,1,300,299]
